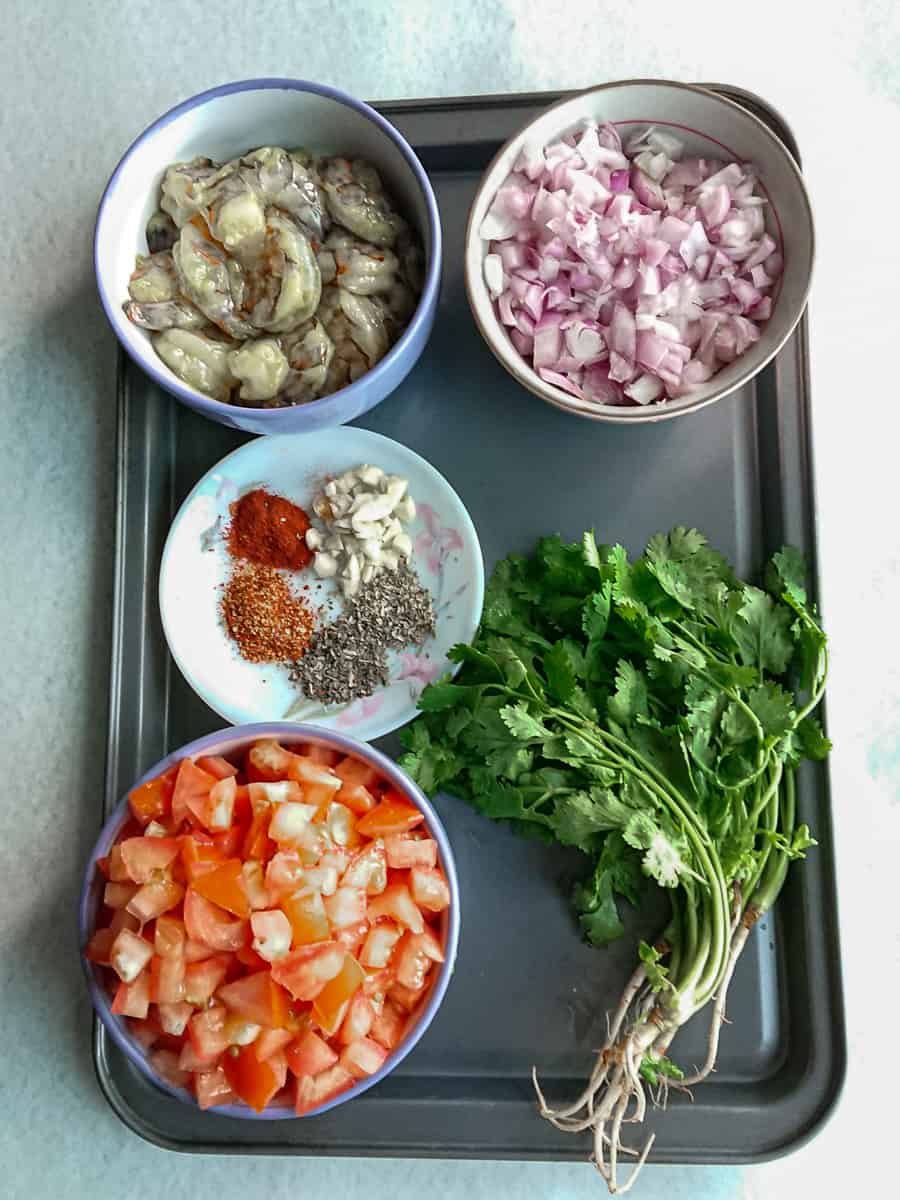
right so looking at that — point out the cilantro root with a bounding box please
[400,528,829,1193]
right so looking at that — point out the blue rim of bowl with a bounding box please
[79,722,461,1120]
[156,427,486,739]
[93,77,443,422]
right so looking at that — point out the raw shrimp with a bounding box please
[396,227,425,293]
[153,329,235,400]
[250,212,321,334]
[172,223,254,340]
[279,319,335,402]
[159,158,217,227]
[127,252,179,304]
[239,147,328,241]
[123,298,209,332]
[145,210,178,254]
[227,337,290,401]
[317,229,399,295]
[318,157,406,248]
[338,290,391,366]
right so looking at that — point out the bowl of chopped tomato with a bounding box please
[79,723,459,1118]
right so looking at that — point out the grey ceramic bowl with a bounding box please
[79,723,460,1119]
[464,79,814,423]
[95,78,442,435]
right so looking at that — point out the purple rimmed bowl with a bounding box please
[78,722,460,1119]
[94,79,442,434]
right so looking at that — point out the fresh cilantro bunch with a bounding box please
[400,528,829,1174]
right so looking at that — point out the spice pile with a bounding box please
[221,489,316,663]
[221,563,316,664]
[216,465,437,709]
[290,563,435,705]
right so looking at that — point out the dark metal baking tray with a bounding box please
[97,86,845,1161]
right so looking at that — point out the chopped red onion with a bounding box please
[480,120,781,407]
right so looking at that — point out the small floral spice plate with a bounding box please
[159,427,484,741]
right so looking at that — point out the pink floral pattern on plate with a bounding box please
[415,503,465,574]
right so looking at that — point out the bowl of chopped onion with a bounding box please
[464,79,814,422]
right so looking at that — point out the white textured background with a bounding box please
[1,2,898,1197]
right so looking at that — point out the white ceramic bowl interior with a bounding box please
[96,80,435,420]
[465,80,814,422]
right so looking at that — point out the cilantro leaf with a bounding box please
[747,682,796,738]
[499,704,549,741]
[607,660,650,726]
[544,639,580,703]
[795,715,831,760]
[417,681,482,712]
[766,546,808,609]
[639,940,673,993]
[572,834,643,946]
[734,587,794,675]
[552,788,633,846]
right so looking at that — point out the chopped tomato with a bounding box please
[242,809,275,862]
[129,764,178,826]
[339,991,375,1045]
[84,927,116,965]
[313,954,365,1033]
[217,970,290,1029]
[195,1065,236,1110]
[281,891,330,947]
[255,1027,294,1062]
[271,942,345,1002]
[360,923,402,969]
[223,1042,282,1112]
[235,943,267,972]
[171,759,218,828]
[110,928,153,983]
[247,739,301,781]
[410,867,451,913]
[302,742,341,766]
[334,755,379,790]
[286,757,341,811]
[211,825,245,858]
[153,951,186,1004]
[180,834,225,881]
[118,836,181,883]
[366,883,425,934]
[362,967,395,998]
[341,843,387,894]
[182,955,230,1006]
[294,1064,353,1115]
[394,929,444,991]
[268,801,318,848]
[154,915,186,959]
[187,775,236,833]
[370,1000,405,1051]
[111,969,151,1019]
[95,854,112,880]
[150,1048,191,1090]
[190,859,250,918]
[196,755,238,781]
[356,798,425,838]
[188,1005,230,1063]
[107,843,133,882]
[286,1029,338,1078]
[334,921,369,956]
[184,888,248,951]
[250,910,292,962]
[104,881,138,910]
[264,851,306,901]
[337,784,377,815]
[324,886,367,930]
[341,1037,388,1079]
[389,979,429,1013]
[184,937,216,963]
[108,908,140,937]
[127,878,184,923]
[248,780,302,810]
[232,784,251,824]
[240,861,269,910]
[157,1001,193,1036]
[384,835,438,870]
[179,1038,221,1073]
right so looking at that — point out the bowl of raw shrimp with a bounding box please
[95,79,442,434]
[464,79,814,423]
